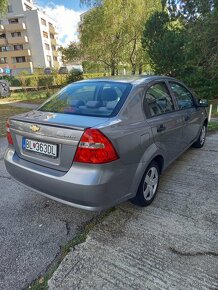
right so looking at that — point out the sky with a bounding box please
[36,0,88,47]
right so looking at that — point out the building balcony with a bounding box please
[50,38,57,45]
[0,25,5,32]
[5,22,26,32]
[0,38,7,46]
[12,61,33,69]
[7,36,29,45]
[52,50,59,57]
[53,61,60,68]
[1,49,31,58]
[49,25,58,34]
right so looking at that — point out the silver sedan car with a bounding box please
[4,76,208,211]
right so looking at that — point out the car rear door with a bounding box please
[168,81,202,147]
[143,80,185,166]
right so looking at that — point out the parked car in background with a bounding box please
[4,76,208,211]
[44,67,52,75]
[58,66,68,74]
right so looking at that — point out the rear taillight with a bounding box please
[6,119,13,145]
[74,128,119,164]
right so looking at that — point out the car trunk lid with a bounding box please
[9,110,109,171]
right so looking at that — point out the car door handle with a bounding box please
[157,125,166,133]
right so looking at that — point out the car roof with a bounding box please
[78,75,178,86]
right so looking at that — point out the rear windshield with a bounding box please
[39,81,132,117]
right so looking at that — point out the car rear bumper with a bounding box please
[4,148,135,211]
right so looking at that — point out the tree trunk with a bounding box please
[132,63,136,75]
[111,66,115,76]
[111,61,116,76]
[139,63,143,75]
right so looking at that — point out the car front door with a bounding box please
[144,81,185,166]
[168,81,202,148]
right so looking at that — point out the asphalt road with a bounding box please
[0,138,97,290]
[49,132,218,290]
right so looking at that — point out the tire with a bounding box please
[192,123,207,148]
[131,161,160,207]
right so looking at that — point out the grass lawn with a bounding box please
[208,121,218,132]
[0,105,30,137]
[0,89,58,105]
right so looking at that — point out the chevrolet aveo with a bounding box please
[4,76,208,211]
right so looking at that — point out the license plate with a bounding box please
[22,138,58,158]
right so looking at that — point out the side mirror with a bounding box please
[198,99,209,107]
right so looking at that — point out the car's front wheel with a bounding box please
[192,123,207,148]
[131,161,160,207]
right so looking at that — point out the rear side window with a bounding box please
[39,81,132,117]
[169,82,194,109]
[145,82,174,117]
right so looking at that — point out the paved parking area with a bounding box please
[49,132,218,290]
[0,138,97,290]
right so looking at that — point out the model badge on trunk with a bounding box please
[30,125,40,132]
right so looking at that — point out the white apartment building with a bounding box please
[0,0,62,75]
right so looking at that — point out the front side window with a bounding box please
[145,82,174,117]
[39,82,132,117]
[169,82,194,109]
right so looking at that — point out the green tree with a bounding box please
[80,0,161,75]
[0,0,8,15]
[59,42,81,64]
[167,0,218,69]
[142,11,187,76]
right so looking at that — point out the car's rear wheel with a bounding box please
[131,161,160,207]
[192,123,207,148]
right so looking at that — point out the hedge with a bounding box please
[5,73,106,88]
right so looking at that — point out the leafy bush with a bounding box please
[37,76,54,87]
[67,70,84,84]
[84,73,106,79]
[54,74,68,86]
[181,67,218,99]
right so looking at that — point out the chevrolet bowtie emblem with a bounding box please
[30,125,40,132]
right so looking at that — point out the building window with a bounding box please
[49,23,55,30]
[25,4,32,11]
[14,56,26,63]
[52,45,56,51]
[9,18,19,24]
[45,43,50,50]
[41,18,46,26]
[0,46,9,52]
[53,56,58,61]
[0,57,7,64]
[43,31,48,38]
[0,33,6,39]
[11,32,21,37]
[8,5,13,13]
[50,33,54,39]
[14,45,23,51]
